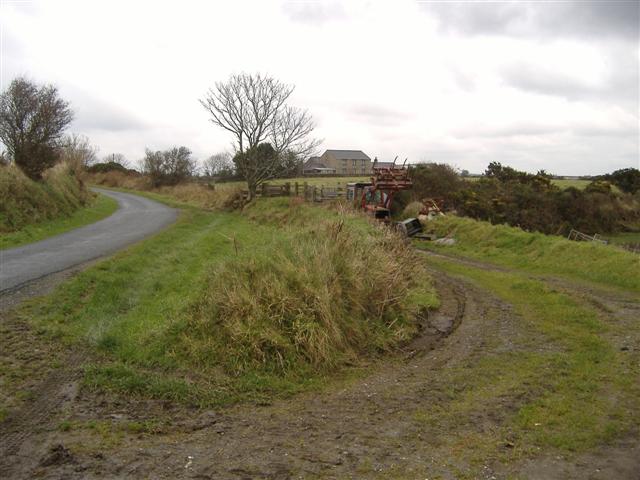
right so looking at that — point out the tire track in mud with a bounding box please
[23,271,519,480]
[0,268,479,480]
[0,345,85,475]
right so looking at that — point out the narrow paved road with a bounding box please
[0,189,177,292]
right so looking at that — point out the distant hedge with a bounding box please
[87,162,137,174]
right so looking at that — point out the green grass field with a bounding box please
[0,193,118,250]
[464,177,592,189]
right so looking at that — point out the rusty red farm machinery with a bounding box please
[356,157,413,221]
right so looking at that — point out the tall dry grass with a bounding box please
[88,171,241,210]
[183,198,437,377]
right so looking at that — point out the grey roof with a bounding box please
[324,149,371,160]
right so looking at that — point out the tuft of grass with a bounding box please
[401,201,425,220]
[417,215,640,292]
[186,201,433,378]
[0,193,118,249]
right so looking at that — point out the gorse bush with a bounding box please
[0,161,92,233]
[185,198,436,376]
[409,162,640,235]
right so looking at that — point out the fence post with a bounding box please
[285,182,291,196]
[261,183,267,197]
[304,182,308,201]
[320,185,324,202]
[295,182,299,197]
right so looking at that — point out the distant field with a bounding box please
[551,178,591,189]
[463,177,591,189]
[214,176,370,190]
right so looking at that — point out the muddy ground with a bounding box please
[1,255,638,479]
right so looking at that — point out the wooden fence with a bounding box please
[242,182,352,203]
[567,229,608,245]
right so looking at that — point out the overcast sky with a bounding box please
[1,0,638,175]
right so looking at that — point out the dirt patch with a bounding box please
[1,272,492,479]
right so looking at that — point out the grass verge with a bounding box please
[417,215,640,292]
[0,193,118,249]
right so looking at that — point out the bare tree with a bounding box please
[203,151,234,178]
[143,146,196,187]
[200,73,320,197]
[270,105,320,158]
[60,133,99,168]
[0,77,73,179]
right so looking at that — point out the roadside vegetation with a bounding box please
[0,192,117,249]
[17,197,436,407]
[416,215,640,292]
[0,162,102,242]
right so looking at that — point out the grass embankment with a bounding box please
[0,194,117,249]
[0,163,111,248]
[419,255,639,458]
[417,215,640,292]
[19,197,436,406]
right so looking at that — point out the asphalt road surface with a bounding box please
[0,189,177,293]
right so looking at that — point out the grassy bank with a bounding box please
[419,255,639,458]
[417,215,640,292]
[18,197,436,406]
[1,162,95,238]
[0,193,118,249]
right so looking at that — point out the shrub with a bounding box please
[0,77,73,179]
[409,162,462,206]
[87,161,131,174]
[451,163,640,235]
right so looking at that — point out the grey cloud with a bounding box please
[282,1,347,25]
[347,104,411,126]
[501,49,639,107]
[424,2,639,40]
[69,91,147,132]
[453,123,560,140]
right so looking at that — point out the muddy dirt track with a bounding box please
[1,254,638,479]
